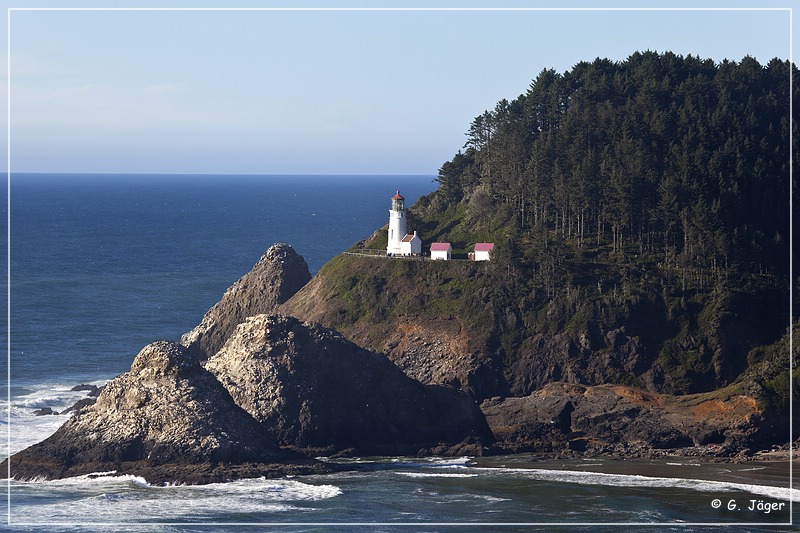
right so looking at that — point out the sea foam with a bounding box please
[397,472,479,478]
[482,467,800,503]
[9,476,342,524]
[4,381,108,457]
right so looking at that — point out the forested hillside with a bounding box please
[286,52,797,444]
[419,52,794,285]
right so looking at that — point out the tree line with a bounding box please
[434,52,795,283]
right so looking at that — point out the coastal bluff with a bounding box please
[8,236,790,484]
[6,244,491,484]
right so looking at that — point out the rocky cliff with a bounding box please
[182,243,311,360]
[481,382,765,456]
[11,234,790,485]
[204,314,491,456]
[277,248,795,453]
[280,256,507,399]
[4,341,328,484]
[280,253,789,401]
[8,272,494,483]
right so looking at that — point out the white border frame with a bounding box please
[4,5,795,529]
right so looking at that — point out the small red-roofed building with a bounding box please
[400,231,422,256]
[430,242,452,261]
[473,242,494,261]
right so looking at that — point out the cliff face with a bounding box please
[182,243,311,360]
[280,256,507,399]
[280,254,788,407]
[4,341,325,484]
[204,314,491,456]
[7,243,499,484]
[481,383,765,455]
[11,231,788,484]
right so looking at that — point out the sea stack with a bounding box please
[181,243,312,360]
[204,314,492,456]
[4,341,326,484]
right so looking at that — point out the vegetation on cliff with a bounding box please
[426,52,794,278]
[284,52,796,444]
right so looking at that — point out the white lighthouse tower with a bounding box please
[386,191,407,255]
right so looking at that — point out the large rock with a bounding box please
[204,314,492,455]
[481,383,762,455]
[4,341,326,484]
[182,244,311,360]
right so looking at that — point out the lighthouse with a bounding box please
[386,191,407,255]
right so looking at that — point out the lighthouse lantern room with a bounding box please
[387,191,407,255]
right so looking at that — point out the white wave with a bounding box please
[33,472,152,488]
[425,456,472,467]
[5,408,71,456]
[16,474,341,501]
[3,380,109,456]
[9,476,342,523]
[397,472,479,478]
[473,494,512,502]
[183,477,343,501]
[480,467,800,502]
[388,456,473,469]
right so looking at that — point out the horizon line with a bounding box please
[7,7,792,12]
[7,171,438,177]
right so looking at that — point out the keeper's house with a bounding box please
[400,231,422,256]
[473,242,495,261]
[430,242,452,261]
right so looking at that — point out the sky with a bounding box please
[2,1,796,175]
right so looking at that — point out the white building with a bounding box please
[400,231,422,256]
[473,242,495,261]
[430,242,452,260]
[386,191,407,255]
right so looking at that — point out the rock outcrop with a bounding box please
[182,244,311,360]
[5,341,327,484]
[280,257,509,399]
[204,314,492,456]
[481,383,763,456]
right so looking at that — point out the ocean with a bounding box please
[3,174,797,531]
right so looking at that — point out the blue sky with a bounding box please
[3,1,795,175]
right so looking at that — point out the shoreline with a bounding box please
[11,379,797,488]
[447,442,800,499]
[468,452,797,496]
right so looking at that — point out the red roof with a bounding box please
[430,243,451,252]
[401,233,417,243]
[391,191,405,200]
[474,243,495,252]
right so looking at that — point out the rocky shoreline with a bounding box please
[28,380,795,463]
[6,244,794,485]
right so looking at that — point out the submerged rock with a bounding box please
[71,384,101,397]
[61,398,96,415]
[182,244,311,360]
[205,314,492,456]
[4,341,326,484]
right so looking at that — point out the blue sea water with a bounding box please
[7,173,435,389]
[2,174,797,531]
